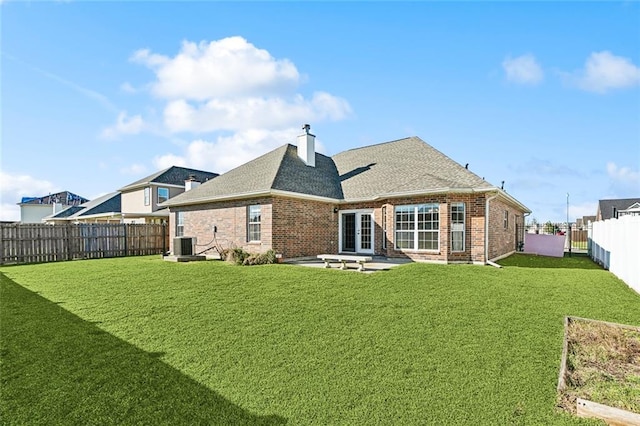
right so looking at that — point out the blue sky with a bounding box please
[2,1,639,222]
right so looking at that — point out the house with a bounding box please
[18,191,88,223]
[576,215,596,229]
[596,198,640,221]
[44,192,122,224]
[163,126,530,264]
[43,166,218,224]
[117,166,218,224]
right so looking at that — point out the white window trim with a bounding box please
[247,205,261,242]
[158,187,169,204]
[451,202,465,252]
[176,211,184,237]
[144,187,150,206]
[382,206,387,250]
[394,204,440,252]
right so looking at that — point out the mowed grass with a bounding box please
[1,254,639,425]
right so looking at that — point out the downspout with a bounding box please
[484,192,499,266]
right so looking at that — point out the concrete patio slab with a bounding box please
[286,256,411,273]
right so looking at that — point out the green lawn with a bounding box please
[1,254,638,425]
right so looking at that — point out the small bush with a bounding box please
[220,248,250,265]
[221,248,276,266]
[242,250,276,266]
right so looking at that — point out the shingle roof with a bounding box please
[19,191,88,206]
[163,136,505,207]
[119,166,218,191]
[333,137,492,200]
[165,145,342,205]
[598,198,640,220]
[48,192,121,220]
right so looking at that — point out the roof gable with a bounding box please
[119,166,218,191]
[163,136,525,211]
[165,145,288,204]
[332,137,492,200]
[598,198,640,220]
[48,192,121,220]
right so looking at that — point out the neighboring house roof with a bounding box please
[163,136,529,212]
[118,166,218,192]
[46,192,121,221]
[597,198,640,220]
[19,191,88,206]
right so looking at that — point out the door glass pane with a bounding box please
[360,214,372,250]
[342,214,356,252]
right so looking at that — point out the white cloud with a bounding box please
[163,92,351,133]
[132,36,300,100]
[127,36,351,136]
[607,162,640,185]
[120,35,350,173]
[101,111,145,139]
[569,202,598,222]
[502,54,544,85]
[120,163,148,175]
[0,172,60,221]
[120,82,138,93]
[153,127,325,174]
[569,51,640,93]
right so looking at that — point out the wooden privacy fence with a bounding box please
[0,223,169,265]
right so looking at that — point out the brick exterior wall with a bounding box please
[169,197,273,255]
[271,197,338,258]
[370,194,487,263]
[486,197,525,261]
[170,191,525,263]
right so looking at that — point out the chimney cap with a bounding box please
[302,124,311,133]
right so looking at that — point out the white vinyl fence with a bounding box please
[589,215,640,293]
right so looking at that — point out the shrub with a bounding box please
[242,250,276,266]
[220,248,250,265]
[221,249,276,266]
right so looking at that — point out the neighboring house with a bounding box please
[596,198,640,221]
[576,216,596,229]
[163,125,531,264]
[117,166,218,224]
[44,192,122,224]
[18,191,88,223]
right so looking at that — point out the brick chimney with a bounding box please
[297,124,315,167]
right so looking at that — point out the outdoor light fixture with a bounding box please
[333,207,339,213]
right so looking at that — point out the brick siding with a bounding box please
[486,197,525,261]
[170,192,524,263]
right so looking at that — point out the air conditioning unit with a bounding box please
[173,237,194,256]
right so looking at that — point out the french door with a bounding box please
[340,210,374,254]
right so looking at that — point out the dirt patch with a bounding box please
[558,317,640,415]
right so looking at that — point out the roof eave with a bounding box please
[118,182,185,192]
[163,189,341,208]
[342,187,495,203]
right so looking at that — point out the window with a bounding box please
[395,204,439,251]
[382,206,387,249]
[144,187,150,206]
[504,210,509,230]
[451,203,465,252]
[176,211,184,237]
[248,205,261,242]
[158,187,169,204]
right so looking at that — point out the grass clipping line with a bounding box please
[558,316,640,416]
